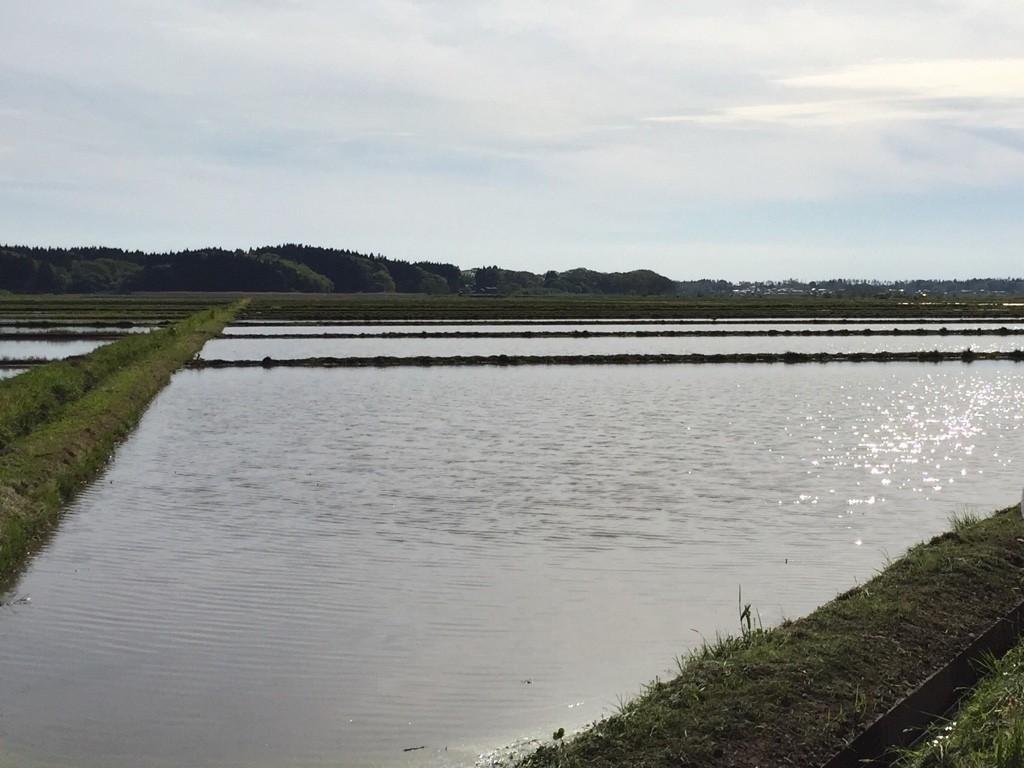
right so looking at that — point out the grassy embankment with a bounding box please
[518,505,1024,768]
[896,633,1024,766]
[0,301,245,581]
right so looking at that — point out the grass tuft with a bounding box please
[950,508,983,534]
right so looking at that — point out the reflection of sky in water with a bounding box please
[200,333,1024,359]
[0,340,108,360]
[780,373,1020,511]
[1,362,1022,768]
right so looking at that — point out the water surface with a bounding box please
[0,339,109,361]
[200,333,1024,360]
[2,362,1023,768]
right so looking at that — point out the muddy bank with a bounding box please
[189,348,1024,369]
[223,326,1024,340]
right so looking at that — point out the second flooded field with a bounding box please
[2,322,1023,768]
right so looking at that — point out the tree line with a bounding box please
[1,244,1021,296]
[0,245,677,295]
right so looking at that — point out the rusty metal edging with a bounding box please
[822,600,1024,768]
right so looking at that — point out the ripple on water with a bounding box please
[1,362,1023,768]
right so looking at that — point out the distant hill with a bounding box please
[0,244,1021,297]
[0,244,677,296]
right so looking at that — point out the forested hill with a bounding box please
[2,244,1022,297]
[0,244,676,296]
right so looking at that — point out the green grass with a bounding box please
[517,504,1024,768]
[0,301,245,580]
[897,643,1024,767]
[0,323,204,447]
[950,508,983,533]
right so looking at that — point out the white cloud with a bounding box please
[3,2,1024,277]
[648,58,1024,126]
[782,58,1024,98]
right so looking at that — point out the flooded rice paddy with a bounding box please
[0,339,109,362]
[2,322,1024,768]
[209,321,1024,361]
[201,333,1024,360]
[0,326,149,367]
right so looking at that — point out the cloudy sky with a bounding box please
[2,1,1023,280]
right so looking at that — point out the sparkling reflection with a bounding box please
[0,361,1022,768]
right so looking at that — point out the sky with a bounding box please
[2,1,1024,282]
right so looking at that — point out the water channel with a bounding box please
[2,327,1023,768]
